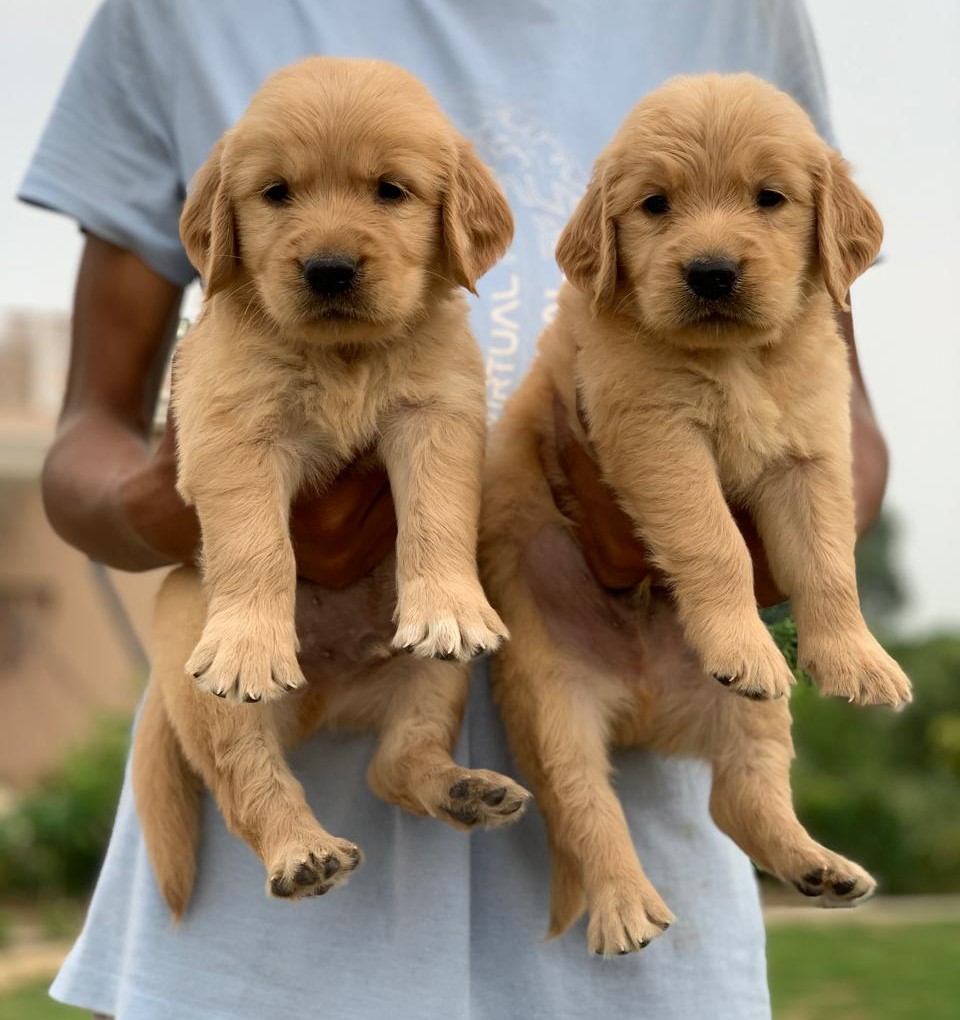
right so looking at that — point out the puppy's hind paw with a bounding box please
[790,852,876,908]
[267,836,363,900]
[435,768,531,830]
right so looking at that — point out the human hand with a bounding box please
[289,459,396,588]
[118,410,199,565]
[551,391,656,592]
[120,411,397,588]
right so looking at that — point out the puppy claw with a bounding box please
[392,583,509,662]
[586,877,674,957]
[696,618,795,701]
[801,630,912,708]
[187,608,305,704]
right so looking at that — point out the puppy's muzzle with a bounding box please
[684,257,741,302]
[302,253,361,297]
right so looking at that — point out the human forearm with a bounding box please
[837,303,888,533]
[41,235,186,569]
[42,408,173,570]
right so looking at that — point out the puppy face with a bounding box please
[557,75,882,349]
[181,58,512,344]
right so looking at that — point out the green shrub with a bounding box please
[0,717,128,899]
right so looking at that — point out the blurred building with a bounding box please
[0,310,158,789]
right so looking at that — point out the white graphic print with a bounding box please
[447,99,586,421]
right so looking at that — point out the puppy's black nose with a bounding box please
[302,254,359,296]
[685,258,740,302]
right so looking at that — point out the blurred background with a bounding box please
[0,1,957,1017]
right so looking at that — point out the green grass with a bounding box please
[768,921,960,1019]
[1,921,957,1018]
[0,983,83,1020]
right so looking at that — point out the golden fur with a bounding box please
[132,57,529,917]
[480,74,911,956]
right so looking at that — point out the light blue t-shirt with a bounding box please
[21,2,832,1018]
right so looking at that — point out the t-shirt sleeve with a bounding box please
[764,0,836,146]
[17,0,195,287]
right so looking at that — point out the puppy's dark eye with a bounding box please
[641,194,670,216]
[376,179,408,202]
[263,182,290,204]
[757,189,786,209]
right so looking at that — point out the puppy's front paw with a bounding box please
[267,835,363,900]
[695,616,795,701]
[587,875,674,957]
[434,768,531,830]
[801,630,912,708]
[186,608,305,703]
[392,577,508,661]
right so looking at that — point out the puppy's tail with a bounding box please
[132,680,201,919]
[132,570,204,920]
[547,843,588,939]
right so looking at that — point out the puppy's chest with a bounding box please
[276,352,396,459]
[692,362,802,489]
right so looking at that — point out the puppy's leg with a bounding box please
[750,456,911,707]
[361,656,530,829]
[155,568,362,900]
[696,693,876,906]
[590,416,795,700]
[180,439,305,703]
[380,401,507,661]
[495,619,673,956]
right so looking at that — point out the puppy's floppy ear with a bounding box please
[180,136,240,296]
[556,163,617,312]
[442,141,514,293]
[814,150,883,309]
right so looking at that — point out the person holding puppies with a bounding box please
[21,1,890,1017]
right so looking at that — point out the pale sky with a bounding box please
[1,0,957,635]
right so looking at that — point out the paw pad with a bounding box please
[435,770,530,831]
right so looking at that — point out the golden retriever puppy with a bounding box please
[480,73,911,956]
[132,57,529,918]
